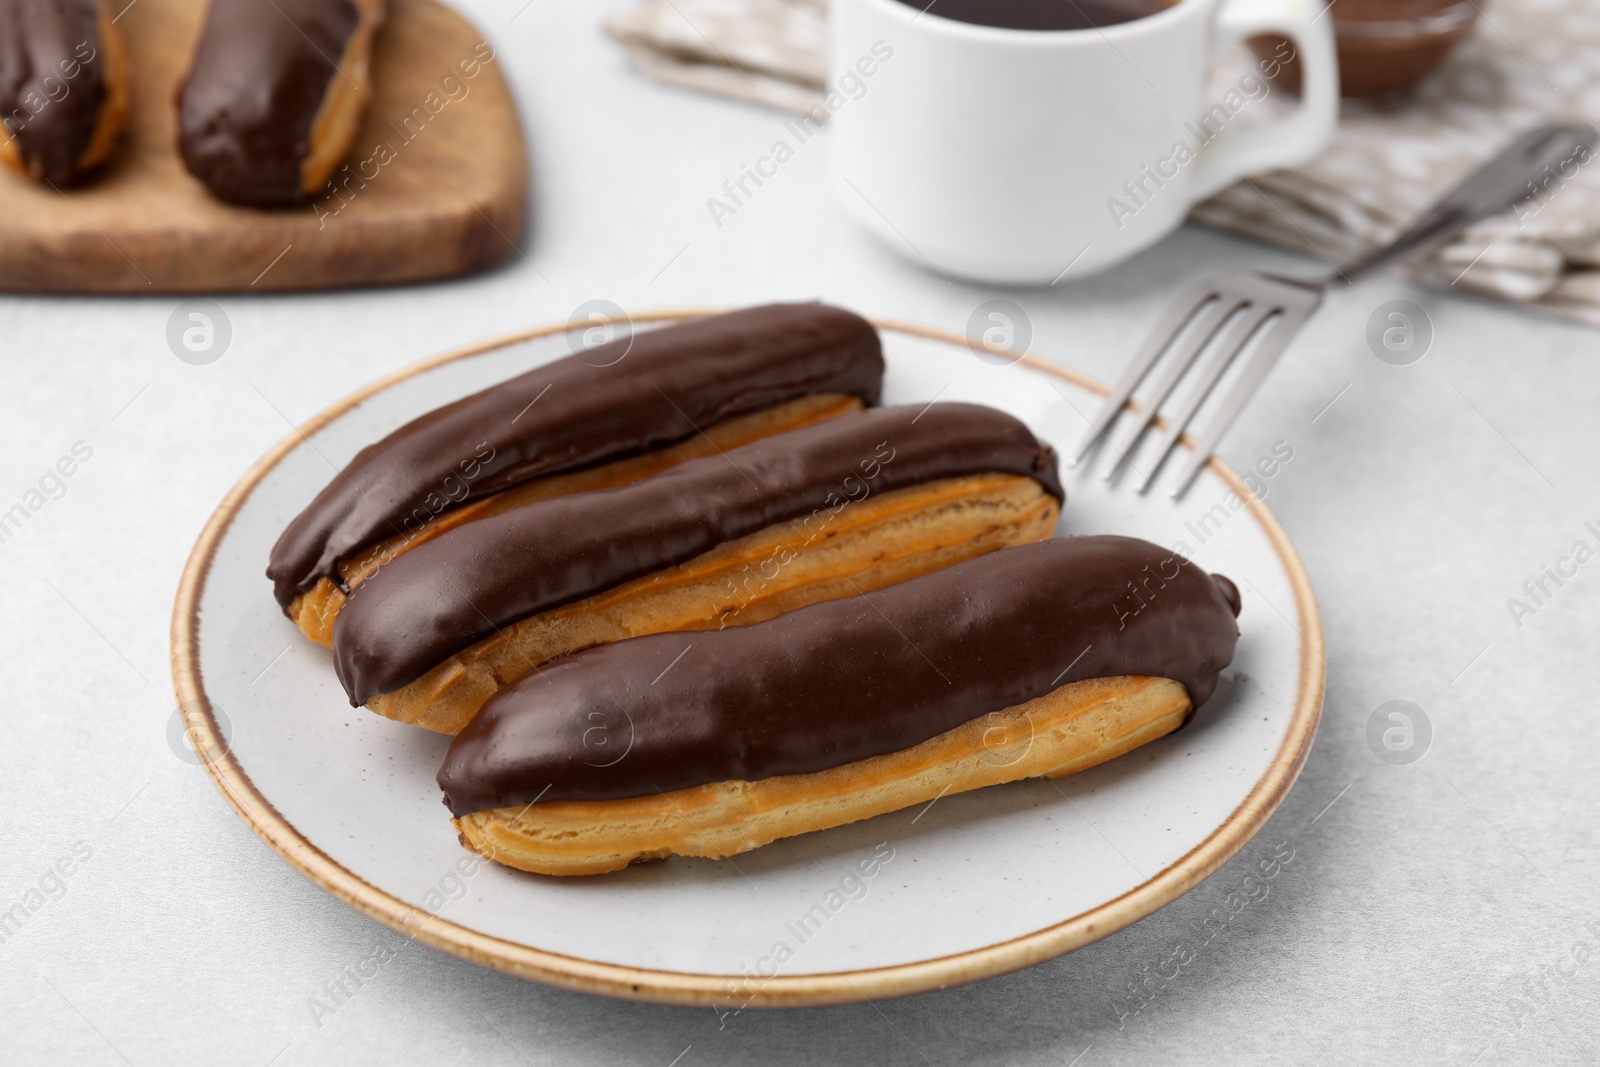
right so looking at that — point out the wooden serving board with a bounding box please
[0,0,528,293]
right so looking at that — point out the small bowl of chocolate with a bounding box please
[1255,0,1482,97]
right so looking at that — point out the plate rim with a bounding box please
[169,310,1325,1008]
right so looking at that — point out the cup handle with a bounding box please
[1189,0,1339,202]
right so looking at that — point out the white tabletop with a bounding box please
[4,2,1599,1063]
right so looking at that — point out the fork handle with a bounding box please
[1334,123,1599,285]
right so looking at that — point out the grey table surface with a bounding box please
[4,2,1600,1064]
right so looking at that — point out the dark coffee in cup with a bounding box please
[902,0,1175,31]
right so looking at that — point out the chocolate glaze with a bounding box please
[438,535,1241,814]
[334,402,1062,704]
[267,304,885,611]
[0,0,107,184]
[178,0,360,206]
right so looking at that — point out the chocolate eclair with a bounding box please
[178,0,385,206]
[334,402,1064,734]
[0,0,128,185]
[440,536,1241,876]
[268,303,885,647]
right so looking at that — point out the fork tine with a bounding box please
[1166,289,1322,498]
[1065,283,1223,468]
[1100,296,1236,481]
[1132,303,1277,494]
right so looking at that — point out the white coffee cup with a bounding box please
[830,0,1338,283]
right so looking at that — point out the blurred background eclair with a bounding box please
[440,536,1242,876]
[333,402,1065,734]
[177,0,385,206]
[267,303,885,647]
[0,0,129,185]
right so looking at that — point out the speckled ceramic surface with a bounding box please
[170,313,1323,1006]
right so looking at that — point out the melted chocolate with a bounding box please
[0,0,107,184]
[334,402,1062,704]
[178,0,360,206]
[438,536,1241,814]
[905,0,1172,31]
[268,304,885,611]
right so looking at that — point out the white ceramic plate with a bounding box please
[171,313,1323,1007]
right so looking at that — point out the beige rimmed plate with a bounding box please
[170,311,1323,1007]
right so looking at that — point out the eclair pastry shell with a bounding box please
[299,0,385,197]
[366,471,1060,734]
[455,675,1190,876]
[288,393,865,647]
[77,0,129,175]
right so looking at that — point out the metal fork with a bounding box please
[1069,122,1598,498]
